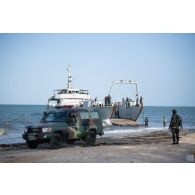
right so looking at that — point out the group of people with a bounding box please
[144,109,183,145]
[104,95,112,106]
[95,95,143,108]
[123,96,143,107]
[144,115,167,128]
[136,96,143,107]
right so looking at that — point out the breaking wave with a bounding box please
[104,126,169,135]
[0,128,6,136]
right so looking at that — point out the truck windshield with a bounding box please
[43,112,68,123]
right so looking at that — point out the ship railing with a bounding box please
[91,99,143,108]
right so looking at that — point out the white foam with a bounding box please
[0,128,6,136]
[102,119,112,127]
[104,126,168,135]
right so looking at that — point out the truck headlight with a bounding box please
[42,128,52,133]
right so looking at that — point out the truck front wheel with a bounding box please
[86,131,96,146]
[26,140,38,149]
[50,133,63,149]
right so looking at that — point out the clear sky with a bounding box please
[0,33,195,106]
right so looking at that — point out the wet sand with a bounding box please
[0,130,195,163]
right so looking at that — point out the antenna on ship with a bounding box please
[67,64,72,89]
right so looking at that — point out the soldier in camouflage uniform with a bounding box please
[169,109,183,145]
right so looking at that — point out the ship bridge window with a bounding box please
[80,90,89,95]
[57,90,67,94]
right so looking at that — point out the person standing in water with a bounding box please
[145,117,149,128]
[163,116,167,127]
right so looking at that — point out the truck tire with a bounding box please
[86,131,96,146]
[50,133,63,149]
[26,140,38,149]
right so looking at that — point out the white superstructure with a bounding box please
[48,65,91,108]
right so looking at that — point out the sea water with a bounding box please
[0,105,46,144]
[0,105,195,144]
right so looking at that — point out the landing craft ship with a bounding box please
[101,80,143,121]
[47,65,143,126]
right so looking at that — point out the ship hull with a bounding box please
[97,105,143,121]
[117,106,143,121]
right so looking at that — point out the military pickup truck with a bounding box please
[22,108,104,149]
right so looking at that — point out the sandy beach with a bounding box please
[0,129,195,163]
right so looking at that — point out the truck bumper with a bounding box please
[22,132,52,142]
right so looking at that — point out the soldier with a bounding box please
[116,108,120,119]
[169,109,183,145]
[94,97,97,105]
[140,96,143,107]
[108,95,111,106]
[104,96,108,106]
[145,117,149,128]
[126,97,129,107]
[163,116,167,127]
[136,95,139,106]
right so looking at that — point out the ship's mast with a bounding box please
[67,64,72,89]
